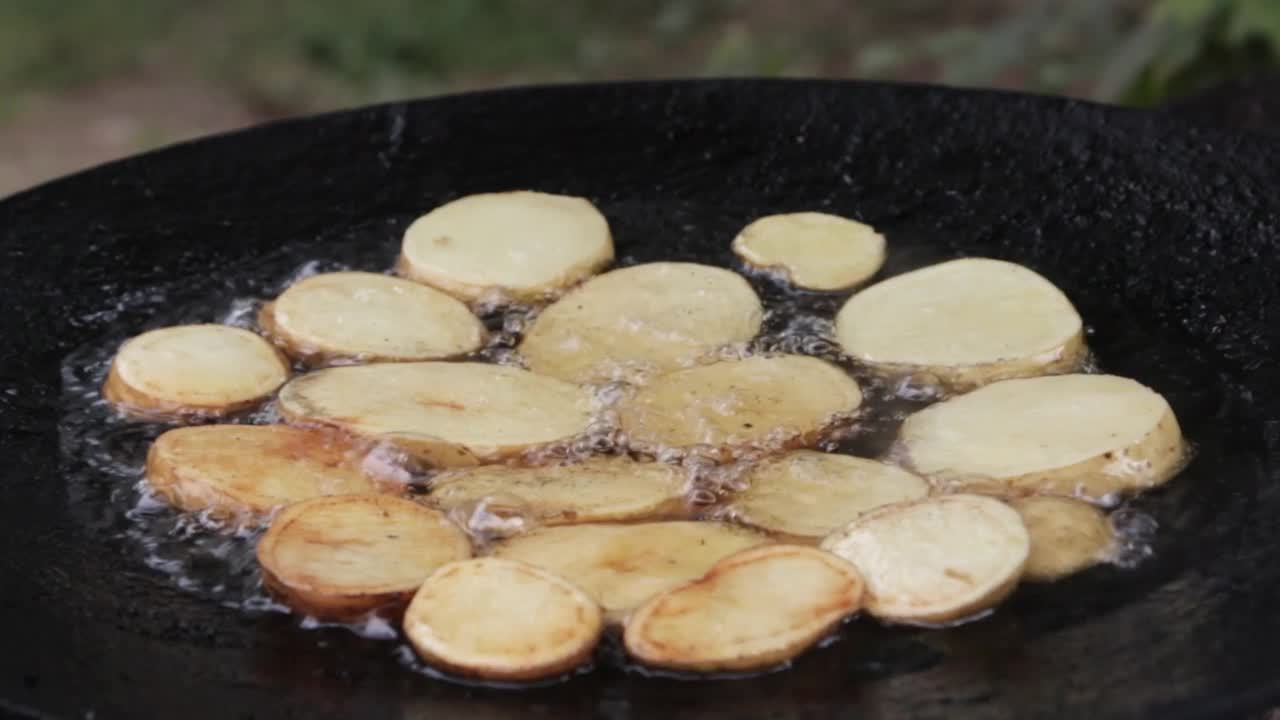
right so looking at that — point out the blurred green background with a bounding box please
[2,0,1278,197]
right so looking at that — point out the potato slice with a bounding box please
[259,271,484,364]
[519,262,764,385]
[624,545,863,672]
[1011,496,1115,582]
[398,191,613,302]
[146,425,382,525]
[277,362,595,467]
[732,212,885,291]
[429,456,688,527]
[617,355,861,457]
[820,494,1028,624]
[492,522,769,622]
[897,374,1185,501]
[403,557,603,681]
[727,451,928,540]
[834,258,1085,390]
[104,324,289,417]
[257,494,471,620]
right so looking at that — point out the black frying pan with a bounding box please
[2,79,1279,720]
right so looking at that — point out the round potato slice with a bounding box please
[429,456,688,528]
[732,212,886,291]
[277,362,596,467]
[404,558,603,681]
[834,258,1085,390]
[519,262,764,385]
[146,424,382,525]
[398,191,613,302]
[624,545,863,672]
[1011,495,1115,582]
[820,494,1029,624]
[896,374,1185,501]
[617,355,862,457]
[104,324,289,417]
[492,522,769,622]
[257,494,471,620]
[727,451,929,540]
[259,271,485,364]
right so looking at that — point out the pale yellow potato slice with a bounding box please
[259,271,484,364]
[518,262,764,385]
[403,557,603,681]
[732,212,885,291]
[277,362,595,467]
[398,191,613,302]
[727,450,928,541]
[104,324,289,417]
[624,544,863,672]
[834,258,1085,390]
[145,424,382,525]
[1011,495,1115,582]
[492,521,769,622]
[820,494,1029,624]
[257,495,472,620]
[617,355,862,458]
[897,374,1185,501]
[429,456,687,527]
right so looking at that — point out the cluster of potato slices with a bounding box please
[100,191,1189,682]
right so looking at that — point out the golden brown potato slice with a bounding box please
[403,557,603,681]
[896,374,1185,501]
[398,191,613,302]
[624,544,863,672]
[257,494,471,620]
[277,362,595,467]
[259,271,485,365]
[726,450,928,541]
[1011,495,1115,582]
[104,324,289,417]
[492,521,769,622]
[820,494,1029,624]
[428,456,688,527]
[731,212,886,291]
[518,262,764,385]
[617,355,862,458]
[146,424,382,525]
[834,258,1085,390]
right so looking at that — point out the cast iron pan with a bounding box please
[2,79,1280,720]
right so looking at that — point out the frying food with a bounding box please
[399,191,613,302]
[259,271,485,364]
[731,212,885,291]
[104,324,289,417]
[1012,495,1115,581]
[834,258,1085,390]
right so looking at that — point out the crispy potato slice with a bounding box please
[617,355,861,457]
[398,191,613,302]
[897,374,1185,501]
[404,557,603,681]
[624,545,863,672]
[519,262,764,385]
[821,494,1029,624]
[1011,496,1115,582]
[277,362,595,467]
[732,212,886,291]
[834,258,1085,390]
[492,522,769,622]
[259,271,485,364]
[257,495,471,620]
[429,456,688,527]
[104,324,289,417]
[727,450,928,540]
[146,425,382,525]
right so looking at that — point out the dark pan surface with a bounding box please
[2,79,1280,720]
